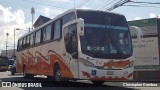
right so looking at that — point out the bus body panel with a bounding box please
[78,55,133,80]
[17,40,75,78]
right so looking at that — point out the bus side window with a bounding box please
[42,25,51,42]
[17,39,21,51]
[19,39,22,50]
[35,30,41,45]
[26,35,30,48]
[46,25,51,41]
[42,28,47,42]
[54,20,61,40]
[22,37,26,49]
[30,33,35,46]
[64,24,78,54]
[62,12,76,25]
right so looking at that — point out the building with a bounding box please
[128,18,160,80]
[1,49,16,59]
[33,15,51,28]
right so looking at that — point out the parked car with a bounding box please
[10,61,16,75]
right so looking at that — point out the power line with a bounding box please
[77,0,90,8]
[107,0,130,11]
[98,0,119,10]
[83,0,95,8]
[80,0,92,8]
[22,0,69,9]
[96,0,113,10]
[130,1,160,5]
[123,5,160,8]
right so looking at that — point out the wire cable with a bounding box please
[22,0,69,9]
[130,1,160,5]
[123,5,160,8]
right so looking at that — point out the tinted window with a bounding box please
[46,25,51,41]
[77,10,128,27]
[77,10,132,59]
[35,30,41,44]
[62,12,76,25]
[26,35,30,47]
[42,28,47,41]
[42,25,51,42]
[17,39,22,51]
[22,37,26,49]
[64,24,77,54]
[54,20,61,40]
[30,33,35,46]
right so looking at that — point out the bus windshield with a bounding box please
[77,10,132,59]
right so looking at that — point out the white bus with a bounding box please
[16,9,133,84]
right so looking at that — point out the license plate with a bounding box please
[107,71,114,75]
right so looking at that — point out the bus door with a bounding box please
[63,22,79,79]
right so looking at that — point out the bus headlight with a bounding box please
[124,61,133,69]
[80,58,95,68]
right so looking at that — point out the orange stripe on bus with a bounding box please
[48,50,74,78]
[17,50,74,79]
[103,60,131,69]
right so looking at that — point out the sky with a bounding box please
[0,0,160,53]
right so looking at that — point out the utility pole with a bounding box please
[14,28,20,59]
[107,0,130,11]
[6,33,9,58]
[31,7,35,30]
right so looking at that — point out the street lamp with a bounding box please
[14,28,20,59]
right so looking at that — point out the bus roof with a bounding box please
[18,9,125,39]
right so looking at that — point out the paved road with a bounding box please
[0,71,160,90]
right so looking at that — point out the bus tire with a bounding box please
[54,65,62,81]
[23,65,33,79]
[11,71,15,75]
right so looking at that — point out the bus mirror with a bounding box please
[77,18,84,36]
[129,26,143,43]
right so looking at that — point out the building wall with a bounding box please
[128,18,160,71]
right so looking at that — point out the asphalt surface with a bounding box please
[0,71,160,90]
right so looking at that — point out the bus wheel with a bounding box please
[92,81,105,85]
[54,65,62,81]
[23,66,33,79]
[11,71,15,75]
[23,66,27,78]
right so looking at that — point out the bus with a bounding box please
[16,9,133,84]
